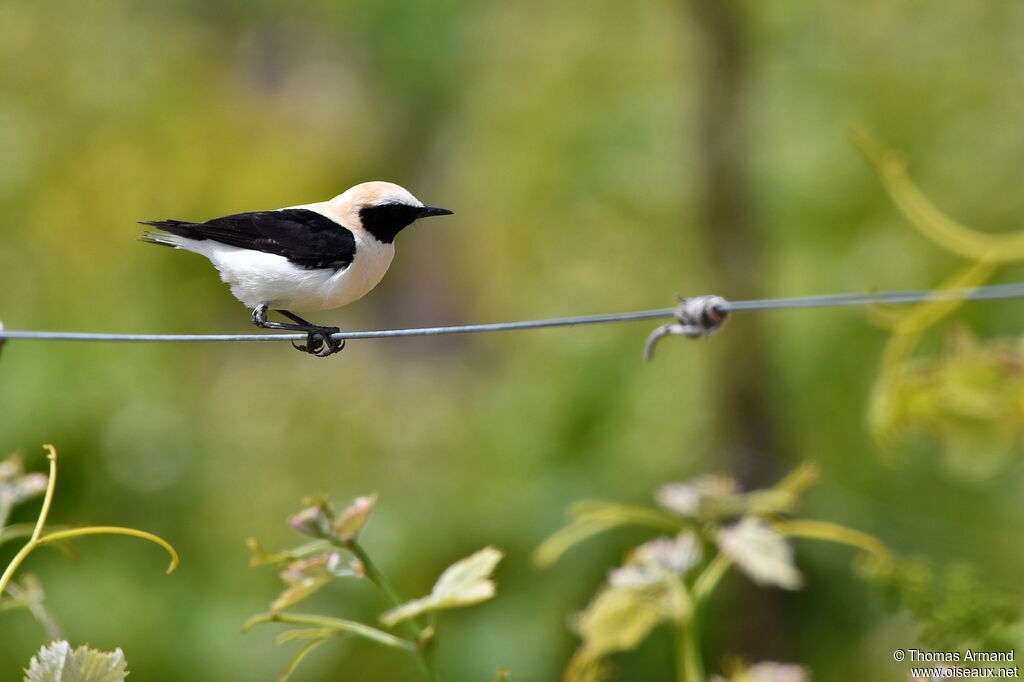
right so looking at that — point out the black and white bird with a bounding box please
[141,181,453,357]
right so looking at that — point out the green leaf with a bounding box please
[564,584,664,680]
[381,547,503,626]
[534,502,682,567]
[716,519,802,590]
[576,586,665,652]
[24,641,128,682]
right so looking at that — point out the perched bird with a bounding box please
[141,181,453,357]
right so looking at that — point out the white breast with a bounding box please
[183,234,394,312]
[317,234,396,310]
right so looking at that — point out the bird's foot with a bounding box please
[250,305,346,358]
[291,326,344,357]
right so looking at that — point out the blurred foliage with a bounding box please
[870,557,1021,653]
[2,1,1024,680]
[540,463,889,680]
[873,327,1024,479]
[856,131,1024,478]
[1,446,178,651]
[245,494,502,681]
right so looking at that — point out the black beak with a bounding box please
[418,206,454,218]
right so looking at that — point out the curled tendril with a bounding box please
[0,445,179,599]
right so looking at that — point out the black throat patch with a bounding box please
[358,203,424,244]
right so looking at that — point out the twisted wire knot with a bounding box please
[644,295,729,360]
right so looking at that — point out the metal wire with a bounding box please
[0,282,1022,344]
[721,282,1024,312]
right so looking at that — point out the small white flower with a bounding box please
[609,532,702,589]
[711,661,809,682]
[716,519,802,590]
[656,475,738,518]
[746,662,809,682]
[639,532,703,574]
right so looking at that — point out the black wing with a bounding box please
[142,208,357,270]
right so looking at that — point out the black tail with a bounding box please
[138,219,204,239]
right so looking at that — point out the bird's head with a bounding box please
[329,181,453,244]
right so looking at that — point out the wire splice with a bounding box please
[644,296,729,361]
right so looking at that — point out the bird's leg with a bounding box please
[250,303,344,357]
[276,310,316,326]
[251,303,300,330]
[277,310,345,357]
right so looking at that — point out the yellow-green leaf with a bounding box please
[24,641,128,682]
[380,547,503,626]
[564,584,664,680]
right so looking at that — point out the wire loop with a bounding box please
[644,296,729,361]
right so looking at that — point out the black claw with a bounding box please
[317,337,345,357]
[291,327,343,357]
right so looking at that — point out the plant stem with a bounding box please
[675,619,704,682]
[693,553,732,603]
[244,612,416,652]
[0,446,57,598]
[347,541,412,626]
[420,644,441,682]
[345,540,441,682]
[0,541,38,599]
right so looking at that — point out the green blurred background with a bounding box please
[2,0,1023,679]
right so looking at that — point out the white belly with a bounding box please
[196,238,395,312]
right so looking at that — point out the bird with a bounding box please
[140,181,453,357]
